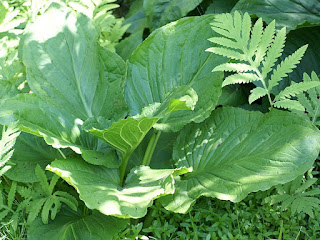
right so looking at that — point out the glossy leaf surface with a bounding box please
[125,15,225,132]
[0,3,126,167]
[233,0,320,32]
[144,0,203,30]
[48,158,189,218]
[161,107,320,213]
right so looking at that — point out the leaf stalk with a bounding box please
[142,130,161,166]
[119,154,130,186]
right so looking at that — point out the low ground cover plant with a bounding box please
[1,0,320,239]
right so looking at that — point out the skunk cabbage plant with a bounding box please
[0,4,319,238]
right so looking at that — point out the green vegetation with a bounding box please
[1,0,320,239]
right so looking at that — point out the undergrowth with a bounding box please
[115,177,320,240]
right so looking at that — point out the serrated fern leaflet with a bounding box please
[207,11,320,111]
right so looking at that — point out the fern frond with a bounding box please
[210,13,235,39]
[261,27,286,79]
[94,3,118,15]
[304,72,320,104]
[275,82,320,102]
[208,37,240,50]
[35,164,50,196]
[0,166,11,178]
[249,87,268,104]
[213,63,255,73]
[17,185,33,199]
[50,197,61,220]
[54,191,78,209]
[67,0,126,51]
[294,178,318,193]
[7,181,17,209]
[297,91,315,116]
[310,71,320,95]
[27,198,46,224]
[0,209,10,220]
[266,176,320,218]
[248,18,263,57]
[56,196,78,211]
[41,196,55,224]
[48,174,59,195]
[206,47,244,61]
[273,99,305,111]
[265,194,289,205]
[241,13,251,49]
[222,73,259,87]
[253,20,275,67]
[210,25,234,40]
[268,45,308,91]
[302,189,320,196]
[16,198,30,212]
[233,11,242,40]
[292,197,320,218]
[209,12,252,57]
[280,197,295,210]
[296,72,320,126]
[208,11,308,108]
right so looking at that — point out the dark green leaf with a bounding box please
[0,3,126,167]
[28,211,128,240]
[5,133,71,183]
[205,0,239,14]
[125,15,225,132]
[144,0,203,31]
[161,107,320,213]
[233,0,320,32]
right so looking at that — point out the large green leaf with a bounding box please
[84,85,197,180]
[125,15,225,132]
[21,3,125,119]
[116,30,143,61]
[0,3,126,167]
[143,0,203,31]
[5,133,72,183]
[233,0,320,32]
[123,0,147,34]
[28,211,128,240]
[160,107,320,213]
[205,0,239,14]
[84,85,197,158]
[47,158,188,218]
[0,94,98,154]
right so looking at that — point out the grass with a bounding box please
[0,221,27,240]
[1,174,320,239]
[115,189,320,239]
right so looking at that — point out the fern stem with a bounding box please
[248,58,273,107]
[260,78,273,107]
